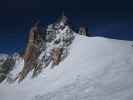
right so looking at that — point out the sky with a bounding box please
[0,0,133,54]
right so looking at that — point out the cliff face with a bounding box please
[19,22,43,81]
[16,16,75,81]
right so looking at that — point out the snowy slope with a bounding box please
[1,35,133,100]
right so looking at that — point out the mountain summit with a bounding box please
[0,15,76,83]
[0,16,133,100]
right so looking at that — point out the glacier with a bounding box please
[0,34,133,100]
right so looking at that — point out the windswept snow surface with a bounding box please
[1,35,133,100]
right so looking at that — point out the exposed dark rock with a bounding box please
[0,56,15,83]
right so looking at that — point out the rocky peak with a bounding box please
[0,15,75,82]
[16,15,75,81]
[78,26,87,36]
[54,14,68,30]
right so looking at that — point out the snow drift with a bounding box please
[0,34,133,100]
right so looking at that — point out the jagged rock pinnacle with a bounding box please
[0,15,75,82]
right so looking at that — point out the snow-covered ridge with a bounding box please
[0,34,133,100]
